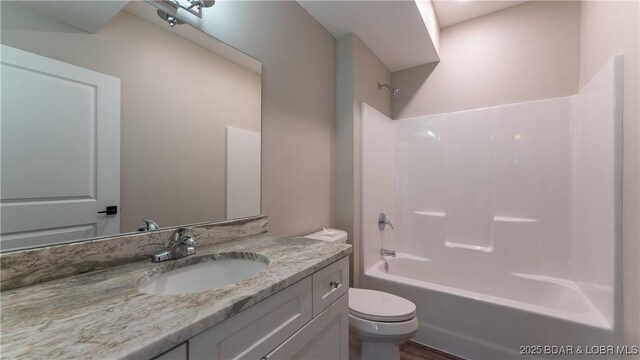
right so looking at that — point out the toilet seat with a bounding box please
[349,288,416,322]
[349,314,419,339]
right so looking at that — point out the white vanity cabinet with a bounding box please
[264,293,348,360]
[154,343,188,360]
[156,256,349,360]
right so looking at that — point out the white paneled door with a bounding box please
[1,45,120,251]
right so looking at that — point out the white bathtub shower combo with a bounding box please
[361,56,622,358]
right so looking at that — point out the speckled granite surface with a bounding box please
[0,233,351,359]
[1,216,268,291]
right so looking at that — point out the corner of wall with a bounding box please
[578,0,640,349]
[335,32,392,288]
[415,0,440,57]
[391,61,439,119]
[336,33,357,287]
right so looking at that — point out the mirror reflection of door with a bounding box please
[0,1,262,251]
[1,45,121,250]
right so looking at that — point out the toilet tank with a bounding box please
[303,228,348,244]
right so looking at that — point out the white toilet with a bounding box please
[304,229,419,360]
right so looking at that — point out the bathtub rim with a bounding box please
[366,255,613,330]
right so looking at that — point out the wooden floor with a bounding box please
[400,341,463,360]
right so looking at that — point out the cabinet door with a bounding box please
[152,343,188,360]
[189,277,312,360]
[265,293,348,360]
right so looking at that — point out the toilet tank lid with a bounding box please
[303,228,347,243]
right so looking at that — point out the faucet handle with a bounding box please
[181,236,197,247]
[378,213,394,231]
[171,227,187,237]
[168,227,190,246]
[181,236,197,256]
[151,228,196,262]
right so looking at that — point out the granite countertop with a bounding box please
[0,233,351,359]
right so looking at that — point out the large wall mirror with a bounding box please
[0,1,262,251]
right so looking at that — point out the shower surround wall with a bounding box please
[395,97,571,271]
[361,57,621,358]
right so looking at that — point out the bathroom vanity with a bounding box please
[162,256,349,360]
[0,217,351,359]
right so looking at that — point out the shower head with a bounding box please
[378,83,400,96]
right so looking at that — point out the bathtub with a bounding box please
[365,255,618,359]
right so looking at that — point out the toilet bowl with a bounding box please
[304,229,419,360]
[348,288,418,360]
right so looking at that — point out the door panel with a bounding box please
[0,45,120,250]
[1,224,96,250]
[1,64,96,200]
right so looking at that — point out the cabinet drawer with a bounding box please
[312,257,349,316]
[189,277,312,360]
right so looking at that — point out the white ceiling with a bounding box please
[14,0,128,33]
[298,1,440,72]
[432,0,528,28]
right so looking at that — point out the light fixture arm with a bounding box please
[158,0,215,20]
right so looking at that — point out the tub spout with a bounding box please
[380,248,396,257]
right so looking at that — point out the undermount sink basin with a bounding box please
[137,253,269,296]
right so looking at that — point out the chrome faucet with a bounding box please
[138,219,160,232]
[378,213,394,231]
[380,248,396,257]
[152,227,197,262]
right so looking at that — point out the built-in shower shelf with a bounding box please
[413,212,537,224]
[414,211,446,217]
[444,241,493,253]
[493,216,538,223]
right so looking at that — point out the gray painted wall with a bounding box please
[392,1,580,118]
[2,1,337,237]
[186,1,337,235]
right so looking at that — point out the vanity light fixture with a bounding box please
[186,0,215,11]
[157,9,185,27]
[155,0,215,27]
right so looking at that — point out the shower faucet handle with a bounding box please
[378,213,394,231]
